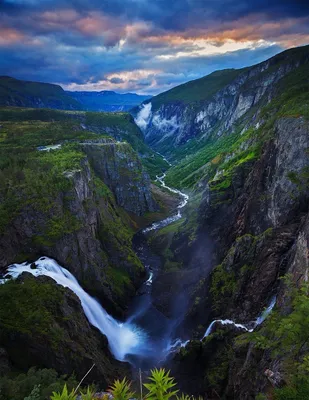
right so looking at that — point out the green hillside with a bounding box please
[150,68,246,110]
[165,61,309,188]
[0,107,168,178]
[0,76,82,110]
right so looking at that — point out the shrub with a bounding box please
[50,385,76,400]
[108,377,135,400]
[144,368,178,400]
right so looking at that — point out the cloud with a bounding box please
[0,0,308,94]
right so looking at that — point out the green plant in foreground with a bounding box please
[50,384,76,400]
[80,386,96,400]
[109,377,135,400]
[144,368,178,400]
[176,394,193,400]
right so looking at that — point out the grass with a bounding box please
[150,68,246,110]
[0,76,82,110]
[0,107,168,178]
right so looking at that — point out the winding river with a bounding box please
[1,171,190,369]
[1,169,276,369]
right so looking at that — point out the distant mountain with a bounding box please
[0,76,82,110]
[0,76,151,111]
[67,90,152,111]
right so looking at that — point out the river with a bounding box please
[1,171,276,370]
[1,172,190,369]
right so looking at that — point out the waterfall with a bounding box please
[2,257,148,362]
[203,296,277,338]
[203,319,253,338]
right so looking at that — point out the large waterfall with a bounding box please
[1,171,276,367]
[2,257,147,362]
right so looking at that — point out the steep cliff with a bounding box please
[136,45,309,398]
[0,107,168,178]
[167,104,309,399]
[81,141,157,215]
[0,273,128,385]
[0,107,161,315]
[134,45,309,167]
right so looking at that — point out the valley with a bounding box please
[0,44,308,400]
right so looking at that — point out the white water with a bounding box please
[156,152,172,167]
[143,174,189,233]
[37,144,62,151]
[1,168,191,366]
[203,319,253,338]
[203,296,277,338]
[164,296,277,352]
[2,257,148,362]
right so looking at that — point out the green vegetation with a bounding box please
[0,107,167,178]
[0,76,81,110]
[109,378,135,400]
[148,219,184,272]
[151,69,246,110]
[144,368,178,400]
[260,64,309,120]
[106,266,133,297]
[210,263,237,312]
[239,279,309,398]
[165,129,247,188]
[47,369,189,400]
[0,278,64,340]
[287,165,309,191]
[0,367,78,400]
[0,143,85,234]
[50,385,77,400]
[164,56,309,190]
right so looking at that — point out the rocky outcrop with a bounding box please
[165,115,309,398]
[0,273,128,385]
[81,142,157,215]
[134,45,309,155]
[0,141,158,315]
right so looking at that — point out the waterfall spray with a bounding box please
[2,257,148,362]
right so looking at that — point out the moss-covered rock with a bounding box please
[0,274,128,386]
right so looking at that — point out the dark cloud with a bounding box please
[0,0,308,93]
[109,77,124,84]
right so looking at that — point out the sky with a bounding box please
[0,0,308,95]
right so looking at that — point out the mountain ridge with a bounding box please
[0,76,151,111]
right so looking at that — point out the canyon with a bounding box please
[0,44,309,399]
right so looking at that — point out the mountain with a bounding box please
[68,90,151,111]
[0,76,151,112]
[134,44,309,175]
[1,44,309,399]
[139,45,309,398]
[0,76,82,110]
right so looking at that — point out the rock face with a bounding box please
[0,273,128,385]
[81,142,157,215]
[169,117,309,398]
[0,141,157,315]
[134,45,309,155]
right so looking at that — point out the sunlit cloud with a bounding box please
[0,0,308,93]
[0,27,25,45]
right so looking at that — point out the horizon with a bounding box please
[0,0,309,95]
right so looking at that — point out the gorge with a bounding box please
[0,44,309,399]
